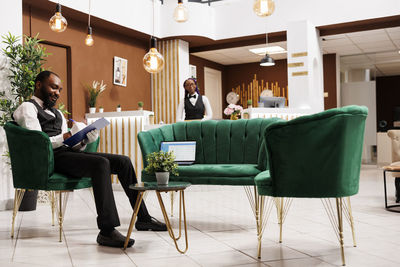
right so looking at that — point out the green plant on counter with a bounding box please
[145,151,179,176]
[138,101,144,108]
[58,102,70,115]
[0,33,49,126]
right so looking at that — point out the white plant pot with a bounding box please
[99,108,104,113]
[155,172,169,185]
[116,107,121,112]
[89,107,96,113]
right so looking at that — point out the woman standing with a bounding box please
[176,78,213,121]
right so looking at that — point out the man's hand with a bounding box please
[83,129,99,144]
[70,121,86,135]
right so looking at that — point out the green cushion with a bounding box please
[260,105,368,198]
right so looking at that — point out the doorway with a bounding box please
[204,67,222,119]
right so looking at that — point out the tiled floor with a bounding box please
[0,165,399,267]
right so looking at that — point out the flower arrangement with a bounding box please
[224,104,243,117]
[87,80,106,108]
[145,151,179,176]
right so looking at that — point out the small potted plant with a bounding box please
[138,101,144,111]
[87,80,106,113]
[99,106,104,113]
[224,104,243,120]
[145,151,179,185]
[116,104,121,112]
[247,99,253,108]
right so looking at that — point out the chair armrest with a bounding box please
[4,122,54,190]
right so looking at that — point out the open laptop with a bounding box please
[160,141,196,165]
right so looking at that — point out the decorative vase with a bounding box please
[99,108,104,113]
[116,107,121,112]
[155,172,170,185]
[230,114,239,120]
[89,107,96,113]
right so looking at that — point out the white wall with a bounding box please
[0,0,23,210]
[341,81,377,163]
[53,0,400,40]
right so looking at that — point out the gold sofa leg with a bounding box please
[11,189,26,238]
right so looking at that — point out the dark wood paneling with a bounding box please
[323,54,337,109]
[23,2,151,122]
[376,76,400,131]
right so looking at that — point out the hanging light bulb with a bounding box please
[49,3,68,32]
[173,0,188,23]
[85,0,94,46]
[143,37,164,73]
[85,26,94,46]
[253,0,275,17]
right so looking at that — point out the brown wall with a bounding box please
[323,54,337,109]
[376,75,400,131]
[23,3,151,122]
[224,60,288,106]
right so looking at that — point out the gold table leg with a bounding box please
[124,191,145,250]
[156,190,188,254]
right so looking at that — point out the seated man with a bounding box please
[13,71,166,248]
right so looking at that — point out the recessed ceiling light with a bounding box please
[249,46,286,56]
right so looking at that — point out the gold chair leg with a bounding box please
[336,198,345,266]
[345,197,356,247]
[244,186,274,259]
[56,191,70,242]
[11,189,25,238]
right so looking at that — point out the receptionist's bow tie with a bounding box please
[189,94,196,99]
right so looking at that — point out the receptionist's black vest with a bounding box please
[184,94,205,120]
[28,99,63,137]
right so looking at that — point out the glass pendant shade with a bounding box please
[85,27,94,46]
[143,37,164,73]
[260,53,275,66]
[173,0,188,23]
[49,3,68,32]
[253,0,275,17]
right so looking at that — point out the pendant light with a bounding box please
[49,3,68,32]
[173,0,188,23]
[260,33,275,67]
[85,0,94,46]
[143,0,164,73]
[253,0,275,17]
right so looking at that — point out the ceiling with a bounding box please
[192,26,400,76]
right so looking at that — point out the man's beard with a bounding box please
[40,85,57,109]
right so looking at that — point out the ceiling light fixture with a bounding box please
[143,0,164,73]
[85,0,94,46]
[260,33,275,67]
[49,2,68,32]
[174,0,188,23]
[253,0,275,17]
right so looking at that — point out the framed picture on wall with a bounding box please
[113,56,128,87]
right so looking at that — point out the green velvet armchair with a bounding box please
[254,105,368,266]
[4,122,99,242]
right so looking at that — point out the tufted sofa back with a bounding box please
[138,118,281,168]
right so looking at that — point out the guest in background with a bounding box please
[176,78,213,121]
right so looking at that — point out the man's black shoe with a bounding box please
[135,217,167,231]
[96,229,134,248]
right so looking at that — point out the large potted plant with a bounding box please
[145,151,179,185]
[0,33,49,211]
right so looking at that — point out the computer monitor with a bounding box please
[259,96,286,108]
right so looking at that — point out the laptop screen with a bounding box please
[160,141,196,164]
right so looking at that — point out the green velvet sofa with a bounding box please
[138,118,281,258]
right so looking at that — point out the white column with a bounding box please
[286,20,324,113]
[0,0,23,210]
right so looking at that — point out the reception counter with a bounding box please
[86,110,154,182]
